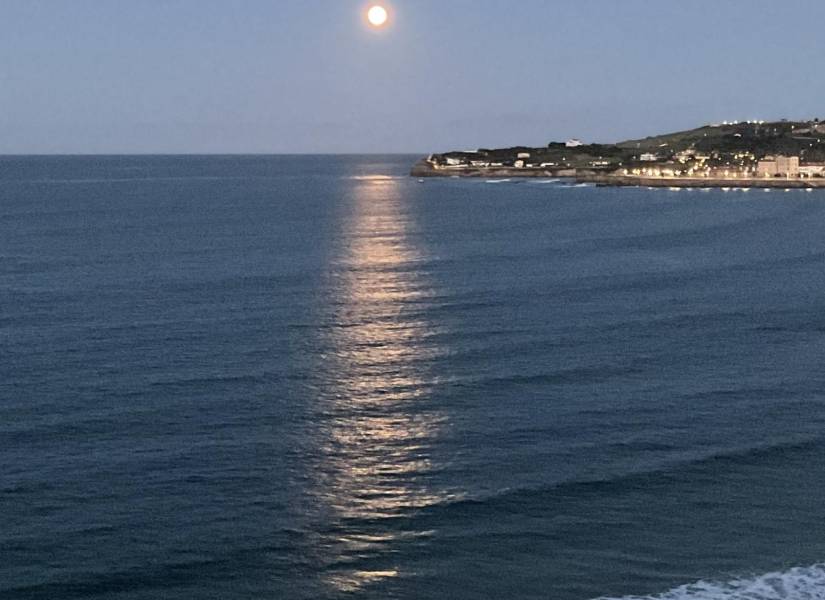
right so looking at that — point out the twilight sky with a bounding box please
[2,0,825,154]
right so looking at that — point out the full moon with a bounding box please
[367,5,388,27]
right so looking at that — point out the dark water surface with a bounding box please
[2,155,825,599]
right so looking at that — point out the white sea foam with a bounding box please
[598,564,825,600]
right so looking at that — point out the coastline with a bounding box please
[410,159,575,179]
[411,159,825,188]
[578,173,825,188]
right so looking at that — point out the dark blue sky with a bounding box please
[3,0,824,154]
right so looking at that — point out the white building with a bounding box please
[757,155,800,177]
[640,153,659,162]
[800,164,825,177]
[517,152,531,159]
[566,139,584,148]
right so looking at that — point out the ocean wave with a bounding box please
[558,182,594,189]
[149,372,285,388]
[3,557,232,599]
[412,436,823,520]
[596,563,825,599]
[455,364,643,388]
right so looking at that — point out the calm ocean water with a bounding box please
[3,155,825,599]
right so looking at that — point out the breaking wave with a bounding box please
[598,563,825,600]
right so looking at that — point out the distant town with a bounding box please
[411,119,825,188]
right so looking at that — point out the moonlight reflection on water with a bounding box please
[310,176,453,593]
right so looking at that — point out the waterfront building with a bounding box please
[757,155,800,177]
[779,156,801,176]
[756,158,776,177]
[800,163,825,177]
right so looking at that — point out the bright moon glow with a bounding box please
[367,5,388,27]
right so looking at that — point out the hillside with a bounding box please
[618,120,825,161]
[422,119,825,173]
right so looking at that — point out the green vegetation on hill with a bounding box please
[619,120,825,161]
[431,119,825,170]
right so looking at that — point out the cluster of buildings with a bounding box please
[433,151,566,171]
[428,137,595,171]
[427,128,825,179]
[756,156,825,178]
[627,150,825,180]
[621,153,825,180]
[441,155,505,168]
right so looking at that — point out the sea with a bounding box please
[2,155,825,600]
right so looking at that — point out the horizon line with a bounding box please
[0,152,428,158]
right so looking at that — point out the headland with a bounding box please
[412,119,825,188]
